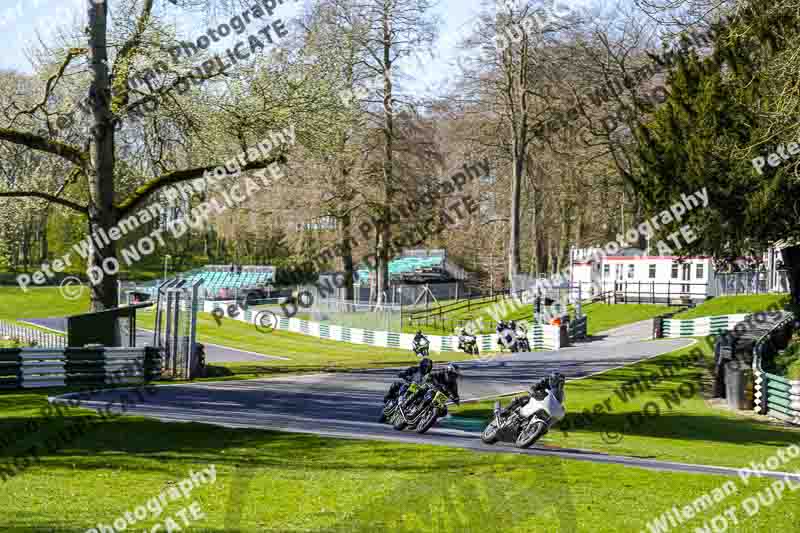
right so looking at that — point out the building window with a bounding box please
[649,264,656,279]
[671,264,679,279]
[603,264,610,277]
[696,264,704,279]
[627,264,635,279]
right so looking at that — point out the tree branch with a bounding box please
[10,48,85,131]
[116,154,288,217]
[0,191,88,214]
[0,129,89,168]
[111,0,155,112]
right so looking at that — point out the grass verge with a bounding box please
[451,339,800,468]
[578,303,679,335]
[0,287,90,322]
[136,311,457,379]
[674,294,790,319]
[1,389,800,531]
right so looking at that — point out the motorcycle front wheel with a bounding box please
[516,419,547,448]
[382,400,396,421]
[393,413,408,430]
[481,419,500,444]
[415,407,438,434]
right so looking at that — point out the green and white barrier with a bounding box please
[209,303,563,352]
[661,314,749,338]
[752,311,797,425]
[754,372,800,425]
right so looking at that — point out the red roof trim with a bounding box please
[602,256,711,261]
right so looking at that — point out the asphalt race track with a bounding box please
[52,320,800,480]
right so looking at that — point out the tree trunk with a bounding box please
[509,151,523,283]
[376,5,394,306]
[782,246,800,306]
[340,212,355,301]
[528,187,538,275]
[39,211,49,264]
[87,0,118,311]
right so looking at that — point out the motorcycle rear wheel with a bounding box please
[415,408,438,434]
[481,419,500,444]
[516,419,547,448]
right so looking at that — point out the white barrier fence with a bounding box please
[0,320,66,348]
[207,303,564,352]
[660,314,750,338]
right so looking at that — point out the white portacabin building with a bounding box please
[569,247,714,303]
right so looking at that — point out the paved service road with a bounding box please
[55,320,800,480]
[23,317,285,362]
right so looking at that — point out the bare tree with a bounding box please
[0,0,290,310]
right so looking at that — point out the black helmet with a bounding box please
[446,363,460,376]
[419,358,433,375]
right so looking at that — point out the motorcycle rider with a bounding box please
[497,320,517,351]
[515,321,530,351]
[412,330,429,357]
[500,372,564,415]
[457,327,476,352]
[422,363,461,405]
[381,357,434,421]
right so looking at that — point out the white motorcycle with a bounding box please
[481,373,566,448]
[496,321,518,352]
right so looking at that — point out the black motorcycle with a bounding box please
[457,329,480,356]
[391,366,460,434]
[515,324,531,352]
[391,380,456,434]
[412,332,430,358]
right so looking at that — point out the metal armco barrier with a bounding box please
[753,312,798,424]
[569,316,588,340]
[0,346,162,389]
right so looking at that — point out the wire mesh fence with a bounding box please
[306,299,403,332]
[714,270,790,296]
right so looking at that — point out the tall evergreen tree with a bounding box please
[634,1,800,304]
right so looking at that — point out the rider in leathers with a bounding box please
[421,364,461,405]
[383,358,433,407]
[500,373,561,416]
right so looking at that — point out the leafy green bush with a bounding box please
[787,359,800,380]
[773,335,800,377]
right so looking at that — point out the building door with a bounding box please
[615,264,624,294]
[682,264,691,294]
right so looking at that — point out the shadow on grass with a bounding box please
[454,408,800,450]
[0,402,516,477]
